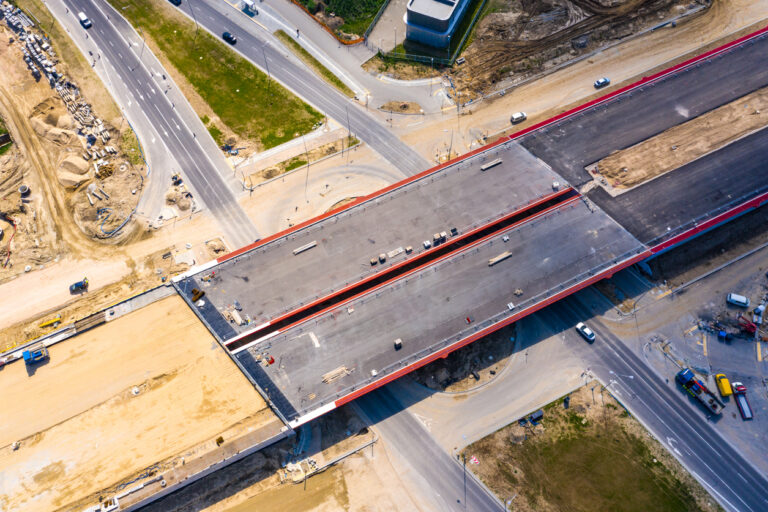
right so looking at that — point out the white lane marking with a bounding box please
[309,332,320,348]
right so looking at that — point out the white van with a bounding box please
[78,12,92,29]
[242,0,256,12]
[726,293,750,308]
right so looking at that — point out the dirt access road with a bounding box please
[0,295,274,512]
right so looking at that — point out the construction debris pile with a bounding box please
[0,1,61,85]
[0,2,145,241]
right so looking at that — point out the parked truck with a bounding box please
[732,382,754,420]
[675,368,724,415]
[22,343,48,365]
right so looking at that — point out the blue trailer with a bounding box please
[22,343,48,364]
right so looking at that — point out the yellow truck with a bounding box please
[715,373,733,397]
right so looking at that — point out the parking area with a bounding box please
[176,140,565,341]
[605,245,768,474]
[236,199,646,423]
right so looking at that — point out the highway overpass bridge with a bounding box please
[174,26,768,427]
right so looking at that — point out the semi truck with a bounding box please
[675,368,724,415]
[732,382,754,420]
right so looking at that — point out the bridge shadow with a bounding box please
[137,403,372,512]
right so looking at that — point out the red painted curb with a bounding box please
[225,188,578,348]
[216,135,511,264]
[217,24,768,266]
[650,189,768,254]
[334,248,652,407]
[505,24,768,142]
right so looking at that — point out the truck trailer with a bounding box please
[732,382,754,420]
[675,368,724,415]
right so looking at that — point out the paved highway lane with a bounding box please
[552,298,768,512]
[60,0,260,248]
[176,0,429,176]
[356,386,502,512]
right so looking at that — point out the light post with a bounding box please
[138,27,146,62]
[262,46,271,97]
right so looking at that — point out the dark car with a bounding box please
[223,31,237,45]
[168,0,181,5]
[594,77,610,89]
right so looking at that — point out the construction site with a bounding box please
[0,0,767,509]
[451,0,710,97]
[0,2,148,283]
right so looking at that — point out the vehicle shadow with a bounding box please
[25,357,50,377]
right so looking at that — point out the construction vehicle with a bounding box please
[675,368,724,415]
[738,315,757,335]
[732,382,753,420]
[39,314,62,329]
[69,277,89,294]
[22,343,48,365]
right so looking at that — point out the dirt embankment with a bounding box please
[453,0,701,98]
[0,19,149,283]
[596,86,768,189]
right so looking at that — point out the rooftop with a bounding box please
[407,0,462,22]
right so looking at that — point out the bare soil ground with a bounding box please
[380,100,424,114]
[453,0,701,98]
[410,322,517,392]
[0,295,273,512]
[0,19,147,283]
[362,55,442,79]
[245,136,359,186]
[597,86,768,189]
[0,248,191,352]
[465,382,721,512]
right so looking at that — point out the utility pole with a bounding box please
[188,0,200,50]
[138,27,146,62]
[303,136,310,203]
[262,46,271,97]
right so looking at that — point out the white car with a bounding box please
[576,322,596,342]
[510,112,527,124]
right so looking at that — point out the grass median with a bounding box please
[108,0,323,149]
[274,30,354,97]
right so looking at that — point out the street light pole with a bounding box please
[138,27,146,62]
[262,46,271,97]
[188,0,200,49]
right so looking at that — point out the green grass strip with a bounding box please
[108,0,323,149]
[274,30,354,97]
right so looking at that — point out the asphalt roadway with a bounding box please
[178,140,564,340]
[520,30,768,188]
[174,0,430,176]
[552,296,768,512]
[235,199,645,421]
[590,126,768,244]
[356,386,501,512]
[59,0,260,248]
